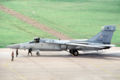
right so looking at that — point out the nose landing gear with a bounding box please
[36,51,40,56]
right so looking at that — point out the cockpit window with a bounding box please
[29,37,40,43]
[34,37,40,43]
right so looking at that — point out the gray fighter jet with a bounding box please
[7,25,116,56]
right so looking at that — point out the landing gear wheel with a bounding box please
[69,49,79,56]
[72,51,79,56]
[36,52,40,56]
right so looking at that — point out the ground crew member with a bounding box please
[16,49,18,57]
[11,51,14,61]
[28,48,32,56]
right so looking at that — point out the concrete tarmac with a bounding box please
[0,47,120,80]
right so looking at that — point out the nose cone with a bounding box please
[7,44,20,49]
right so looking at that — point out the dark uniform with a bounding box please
[16,49,18,57]
[28,48,32,56]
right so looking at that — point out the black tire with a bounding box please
[36,52,40,56]
[69,49,79,56]
[69,49,73,54]
[72,51,79,56]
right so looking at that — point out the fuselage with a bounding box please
[7,38,109,51]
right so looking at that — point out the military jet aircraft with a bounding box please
[7,25,116,56]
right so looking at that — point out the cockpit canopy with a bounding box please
[29,37,40,43]
[34,37,40,43]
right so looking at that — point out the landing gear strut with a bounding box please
[69,49,79,56]
[36,51,40,56]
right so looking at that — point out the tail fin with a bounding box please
[88,25,116,44]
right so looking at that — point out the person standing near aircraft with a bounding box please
[11,51,14,61]
[16,49,18,57]
[28,48,32,56]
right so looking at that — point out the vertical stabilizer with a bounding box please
[88,25,116,44]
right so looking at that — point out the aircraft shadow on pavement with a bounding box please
[22,52,120,60]
[78,52,120,60]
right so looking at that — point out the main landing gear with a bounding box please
[69,49,79,56]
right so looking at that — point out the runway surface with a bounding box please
[0,47,120,80]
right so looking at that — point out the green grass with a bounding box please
[0,11,55,48]
[0,0,120,47]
